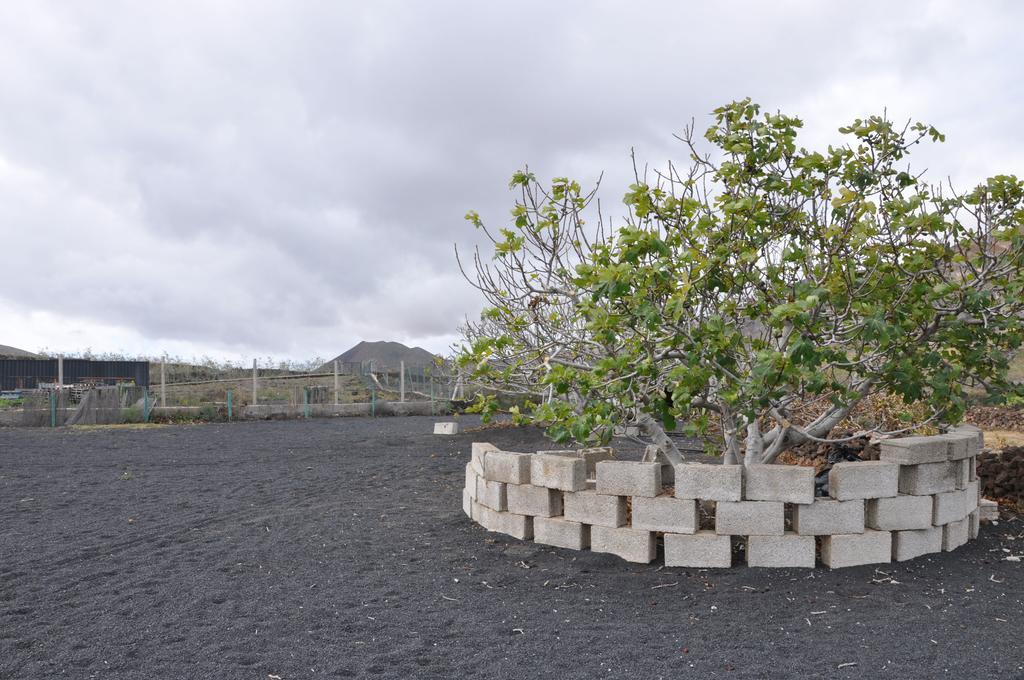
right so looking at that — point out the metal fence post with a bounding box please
[49,391,56,428]
[227,389,233,420]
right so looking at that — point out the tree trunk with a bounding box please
[637,413,684,466]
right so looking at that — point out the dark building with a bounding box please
[0,359,150,391]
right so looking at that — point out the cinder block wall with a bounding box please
[463,426,984,569]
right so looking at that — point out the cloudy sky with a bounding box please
[1,1,1021,363]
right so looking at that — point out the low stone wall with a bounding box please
[462,426,984,569]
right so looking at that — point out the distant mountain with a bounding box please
[318,341,436,372]
[0,344,42,359]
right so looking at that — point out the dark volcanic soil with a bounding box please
[0,416,1022,679]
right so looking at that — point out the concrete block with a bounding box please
[577,446,616,477]
[715,501,784,536]
[968,456,977,482]
[534,516,590,550]
[470,442,498,476]
[820,530,892,568]
[563,489,627,527]
[590,525,657,563]
[483,450,531,485]
[664,531,732,568]
[793,499,865,535]
[434,421,459,435]
[744,464,815,504]
[932,487,972,526]
[531,453,586,492]
[595,460,661,498]
[865,494,932,530]
[507,483,563,517]
[465,463,478,500]
[746,532,816,568]
[462,489,473,518]
[892,526,943,561]
[955,458,969,490]
[476,477,507,511]
[631,495,698,534]
[942,516,969,551]
[966,479,980,505]
[829,461,899,500]
[968,509,980,540]
[979,498,999,522]
[879,436,948,465]
[949,424,983,456]
[898,461,958,496]
[674,463,742,501]
[944,432,977,461]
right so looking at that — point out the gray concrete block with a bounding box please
[949,424,983,456]
[434,421,459,435]
[470,442,498,476]
[744,464,815,504]
[474,502,532,539]
[531,453,587,492]
[944,432,977,461]
[892,526,942,561]
[465,463,478,500]
[746,532,816,568]
[534,516,590,550]
[793,499,865,535]
[483,450,532,485]
[476,477,507,511]
[932,487,972,526]
[664,531,732,568]
[595,460,661,498]
[968,456,977,482]
[577,446,617,477]
[563,489,627,527]
[820,530,892,568]
[865,494,932,530]
[507,483,563,517]
[631,495,698,534]
[715,501,784,536]
[898,461,958,496]
[942,516,969,551]
[955,458,969,490]
[674,463,742,501]
[879,436,949,465]
[829,461,899,500]
[979,498,999,522]
[590,525,657,563]
[462,489,473,518]
[968,509,980,540]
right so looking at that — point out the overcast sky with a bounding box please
[1,1,1021,363]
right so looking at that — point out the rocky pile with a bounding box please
[965,405,1024,431]
[977,446,1024,512]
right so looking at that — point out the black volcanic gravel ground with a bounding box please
[0,416,1022,679]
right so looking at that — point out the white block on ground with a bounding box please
[595,460,662,498]
[664,531,732,568]
[506,483,563,517]
[865,494,933,530]
[746,532,816,568]
[715,501,784,536]
[879,436,948,465]
[793,499,865,535]
[898,460,958,495]
[969,509,980,540]
[631,495,698,534]
[979,498,999,522]
[821,530,892,568]
[465,463,478,500]
[892,526,943,561]
[462,489,473,518]
[531,453,587,491]
[590,525,657,563]
[744,464,815,504]
[942,516,969,551]
[476,477,507,511]
[534,516,590,550]
[434,422,459,435]
[829,461,899,500]
[563,489,627,527]
[674,463,742,501]
[483,450,532,485]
